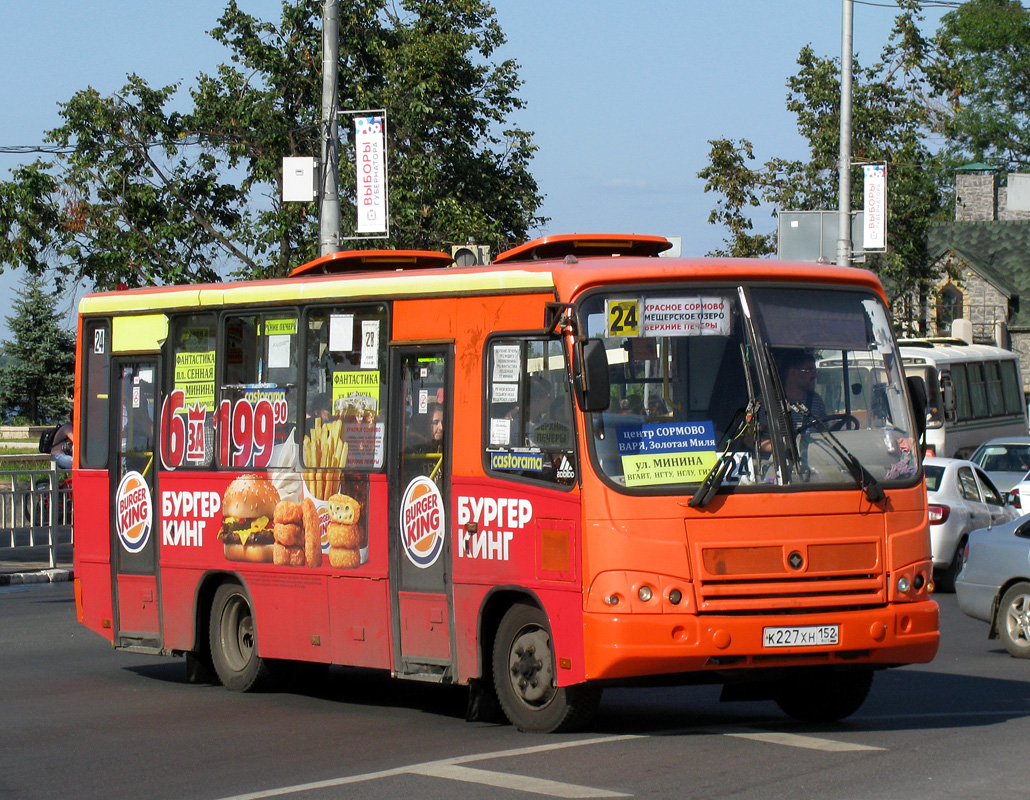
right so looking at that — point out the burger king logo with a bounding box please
[400,476,445,568]
[116,471,152,554]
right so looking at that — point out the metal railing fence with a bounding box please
[0,466,73,569]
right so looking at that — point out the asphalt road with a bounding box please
[1,583,1027,800]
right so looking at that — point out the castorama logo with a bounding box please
[116,471,152,554]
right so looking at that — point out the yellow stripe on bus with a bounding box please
[79,270,555,316]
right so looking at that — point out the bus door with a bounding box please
[110,359,161,650]
[389,346,454,680]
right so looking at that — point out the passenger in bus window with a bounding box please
[405,403,444,482]
[647,395,670,420]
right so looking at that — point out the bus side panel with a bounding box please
[159,568,202,652]
[328,577,392,668]
[325,471,392,668]
[248,574,333,663]
[72,469,115,642]
[450,476,586,686]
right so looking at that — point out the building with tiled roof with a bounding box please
[924,167,1030,393]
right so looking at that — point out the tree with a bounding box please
[0,276,75,425]
[925,0,1030,168]
[699,2,950,319]
[697,138,774,258]
[0,0,545,289]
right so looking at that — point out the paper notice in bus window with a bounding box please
[174,351,216,410]
[492,383,518,404]
[332,371,380,417]
[490,418,511,446]
[329,314,354,352]
[360,320,380,369]
[642,296,731,337]
[492,345,521,383]
[617,420,719,487]
[267,334,291,369]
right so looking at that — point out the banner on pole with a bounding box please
[355,116,387,234]
[863,164,886,252]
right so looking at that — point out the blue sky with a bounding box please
[0,0,950,332]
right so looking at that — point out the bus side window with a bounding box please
[951,363,973,420]
[303,306,387,474]
[484,337,576,486]
[164,315,217,470]
[219,312,299,467]
[939,371,955,423]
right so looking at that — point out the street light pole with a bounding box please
[837,0,854,267]
[319,0,341,256]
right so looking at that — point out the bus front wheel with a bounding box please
[209,582,281,692]
[491,602,601,733]
[774,668,873,722]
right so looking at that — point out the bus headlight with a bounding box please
[897,576,911,594]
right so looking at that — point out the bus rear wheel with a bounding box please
[491,602,601,733]
[209,582,281,692]
[774,668,873,722]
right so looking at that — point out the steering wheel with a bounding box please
[799,413,859,433]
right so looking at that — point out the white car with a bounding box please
[924,456,1018,592]
[968,436,1030,493]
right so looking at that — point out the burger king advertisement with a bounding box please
[116,471,153,554]
[159,471,370,571]
[400,475,445,568]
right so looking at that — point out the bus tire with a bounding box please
[997,582,1030,658]
[209,582,281,692]
[491,602,601,733]
[774,668,873,722]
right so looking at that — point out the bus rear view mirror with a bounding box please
[574,338,611,412]
[907,374,928,442]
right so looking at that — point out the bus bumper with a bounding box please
[581,601,939,682]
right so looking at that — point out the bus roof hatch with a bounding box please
[289,249,454,277]
[493,233,672,264]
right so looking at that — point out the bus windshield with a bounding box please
[580,285,919,493]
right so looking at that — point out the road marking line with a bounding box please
[719,727,883,752]
[213,734,642,800]
[410,763,630,798]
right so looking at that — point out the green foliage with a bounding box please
[699,1,954,311]
[926,0,1030,167]
[0,275,75,425]
[0,0,544,289]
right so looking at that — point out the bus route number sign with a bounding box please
[606,299,641,337]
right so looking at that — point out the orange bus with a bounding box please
[72,235,939,732]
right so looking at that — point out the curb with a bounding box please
[0,569,73,587]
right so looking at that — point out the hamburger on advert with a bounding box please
[215,473,365,569]
[217,474,280,562]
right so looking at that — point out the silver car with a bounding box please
[924,456,1016,592]
[957,514,1030,658]
[969,436,1030,493]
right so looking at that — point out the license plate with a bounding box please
[762,624,839,648]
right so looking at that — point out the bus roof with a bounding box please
[899,340,1018,366]
[78,239,888,317]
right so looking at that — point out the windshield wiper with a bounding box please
[689,399,759,508]
[793,403,885,503]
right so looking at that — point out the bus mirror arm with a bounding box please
[574,338,611,413]
[906,375,928,443]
